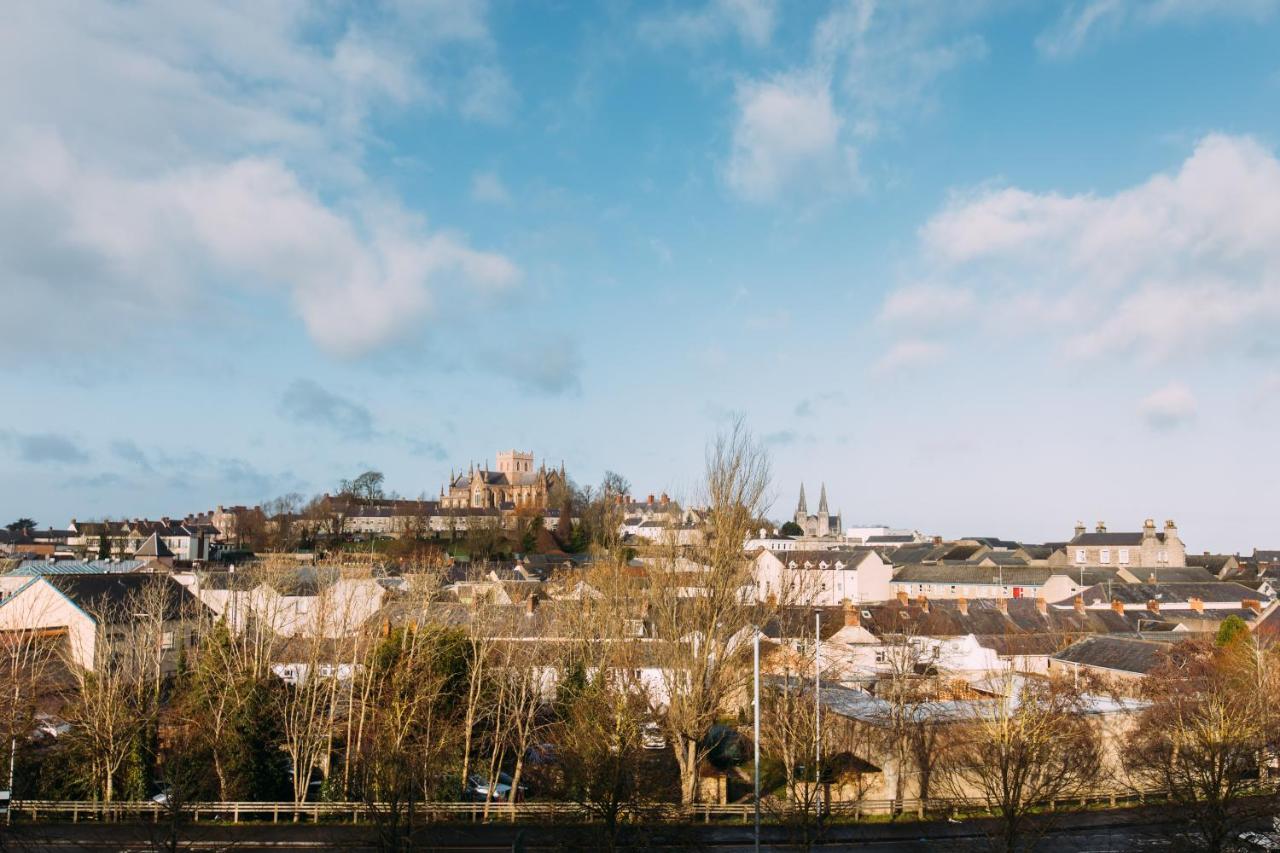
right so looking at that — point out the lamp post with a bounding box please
[814,609,822,813]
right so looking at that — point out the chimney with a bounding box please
[767,593,778,606]
[661,493,670,506]
[996,597,1008,614]
[1204,551,1211,557]
[1096,521,1106,534]
[1111,599,1125,615]
[1165,519,1178,539]
[1035,596,1048,616]
[957,597,968,616]
[842,602,860,628]
[1073,595,1085,615]
[1189,597,1203,614]
[1244,599,1262,614]
[932,535,943,546]
[647,494,655,505]
[525,593,539,616]
[1146,599,1160,614]
[1143,518,1156,539]
[1148,572,1158,584]
[896,590,909,606]
[916,595,929,614]
[1074,521,1086,537]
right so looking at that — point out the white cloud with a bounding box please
[725,74,858,202]
[639,0,778,49]
[0,129,519,358]
[1037,0,1277,58]
[872,339,945,375]
[471,171,513,205]
[908,134,1280,364]
[1139,382,1197,429]
[879,284,975,326]
[723,1,987,201]
[0,2,523,361]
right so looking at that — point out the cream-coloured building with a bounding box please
[754,548,894,605]
[1051,519,1186,569]
[439,450,566,510]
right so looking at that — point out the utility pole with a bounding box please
[753,630,761,853]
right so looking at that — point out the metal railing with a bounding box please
[4,790,1172,825]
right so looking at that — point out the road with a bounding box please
[0,810,1247,851]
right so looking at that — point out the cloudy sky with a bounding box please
[3,1,1279,551]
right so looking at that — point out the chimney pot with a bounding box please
[1073,595,1085,614]
[1189,597,1204,614]
[842,601,859,628]
[1244,599,1262,614]
[1146,599,1160,613]
[647,494,654,505]
[1075,521,1086,537]
[916,595,929,614]
[957,597,968,616]
[896,590,909,606]
[1035,596,1047,615]
[1096,521,1106,534]
[1111,599,1125,614]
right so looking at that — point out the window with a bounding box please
[1158,550,1168,564]
[1075,548,1086,564]
[1100,548,1110,564]
[1118,548,1130,564]
[874,650,887,664]
[949,585,957,595]
[161,631,175,650]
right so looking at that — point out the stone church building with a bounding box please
[793,483,842,539]
[439,450,566,510]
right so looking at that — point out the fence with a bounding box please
[5,790,1170,826]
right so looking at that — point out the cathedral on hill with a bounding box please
[439,450,566,510]
[793,483,842,539]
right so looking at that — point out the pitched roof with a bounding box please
[1070,532,1147,546]
[45,574,199,622]
[1051,635,1176,675]
[1079,581,1263,606]
[134,533,174,558]
[893,564,1057,586]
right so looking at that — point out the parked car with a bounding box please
[641,722,667,750]
[466,772,526,802]
[1240,831,1280,851]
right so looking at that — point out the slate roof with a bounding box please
[1186,554,1237,574]
[772,549,877,568]
[1123,566,1216,583]
[1051,636,1176,675]
[134,533,174,558]
[1079,581,1263,606]
[1070,532,1149,546]
[893,564,1056,586]
[10,560,143,576]
[45,574,199,622]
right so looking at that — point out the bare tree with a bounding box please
[1125,638,1280,853]
[648,419,772,804]
[0,591,63,809]
[63,579,185,803]
[938,671,1103,853]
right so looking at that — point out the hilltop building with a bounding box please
[439,450,567,510]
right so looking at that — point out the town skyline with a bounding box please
[4,3,1280,551]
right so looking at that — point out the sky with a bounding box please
[2,0,1279,552]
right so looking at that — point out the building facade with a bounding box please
[792,483,842,539]
[439,450,566,510]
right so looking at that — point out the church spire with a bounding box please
[797,483,808,515]
[818,483,829,515]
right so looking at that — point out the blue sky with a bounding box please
[3,1,1279,551]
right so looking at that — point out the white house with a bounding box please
[754,548,893,606]
[0,574,199,671]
